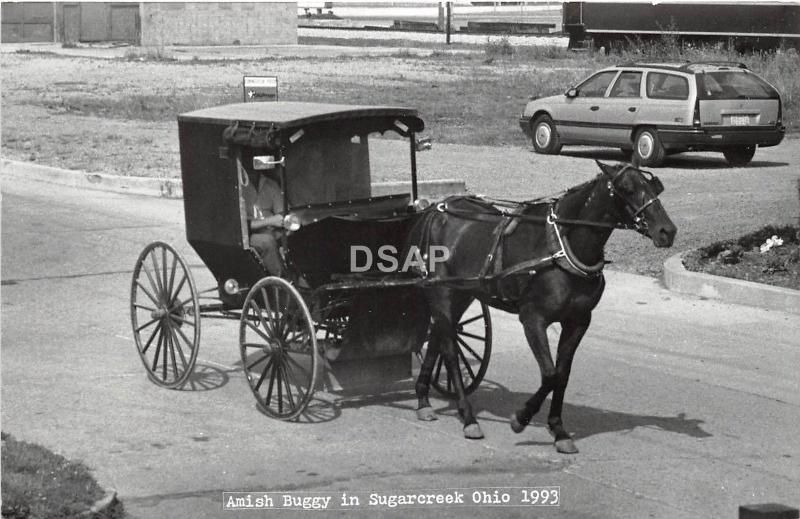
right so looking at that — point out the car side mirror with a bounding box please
[565,88,578,98]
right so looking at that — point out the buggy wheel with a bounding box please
[130,241,200,389]
[422,301,492,398]
[239,277,318,420]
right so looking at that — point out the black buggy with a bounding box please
[129,102,492,420]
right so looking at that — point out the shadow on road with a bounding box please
[333,379,711,443]
[559,148,788,169]
[179,363,233,392]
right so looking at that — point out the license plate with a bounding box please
[730,115,750,126]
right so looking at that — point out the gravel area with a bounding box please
[2,46,798,277]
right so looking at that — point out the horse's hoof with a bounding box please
[463,423,484,440]
[510,413,526,434]
[416,407,438,421]
[554,438,579,454]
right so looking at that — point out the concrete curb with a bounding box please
[80,489,118,518]
[663,252,800,315]
[1,159,466,200]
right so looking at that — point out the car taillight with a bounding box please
[693,99,701,127]
[777,98,783,126]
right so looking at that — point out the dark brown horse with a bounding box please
[407,161,677,453]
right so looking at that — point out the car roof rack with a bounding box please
[615,61,689,72]
[680,61,749,71]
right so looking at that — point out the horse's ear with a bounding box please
[595,160,611,174]
[630,153,641,168]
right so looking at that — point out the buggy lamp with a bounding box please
[223,278,240,295]
[413,198,431,211]
[253,155,284,170]
[283,214,301,232]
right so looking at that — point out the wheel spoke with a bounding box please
[276,358,284,414]
[246,319,273,344]
[166,253,178,303]
[151,330,164,373]
[141,267,161,301]
[169,274,188,307]
[254,356,275,392]
[283,355,308,402]
[279,361,296,410]
[141,321,162,354]
[166,320,179,380]
[459,313,485,327]
[168,313,195,328]
[265,360,277,406]
[457,330,485,342]
[170,318,196,351]
[254,299,277,338]
[456,344,476,381]
[136,316,160,333]
[456,336,483,364]
[167,323,189,369]
[135,279,159,306]
[150,250,165,299]
[247,352,270,371]
[133,302,157,312]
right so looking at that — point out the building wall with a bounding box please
[140,2,297,46]
[1,2,55,43]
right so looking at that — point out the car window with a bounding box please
[647,72,689,100]
[609,71,643,98]
[576,71,618,98]
[696,72,778,100]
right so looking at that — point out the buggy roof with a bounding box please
[178,101,424,133]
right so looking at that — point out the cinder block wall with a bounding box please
[140,2,297,46]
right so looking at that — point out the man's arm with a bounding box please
[250,214,284,231]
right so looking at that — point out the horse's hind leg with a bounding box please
[510,308,556,434]
[415,333,439,421]
[547,315,591,454]
[427,290,483,439]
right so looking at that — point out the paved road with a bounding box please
[1,175,799,518]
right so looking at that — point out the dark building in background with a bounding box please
[1,2,297,46]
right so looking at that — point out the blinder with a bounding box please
[604,163,664,234]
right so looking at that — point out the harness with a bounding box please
[425,164,663,303]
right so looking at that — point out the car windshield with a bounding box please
[696,72,778,100]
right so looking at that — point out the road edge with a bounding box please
[663,252,800,315]
[1,159,466,200]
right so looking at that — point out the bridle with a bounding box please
[601,164,664,235]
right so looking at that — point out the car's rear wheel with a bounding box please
[531,115,562,155]
[633,128,665,167]
[723,145,756,167]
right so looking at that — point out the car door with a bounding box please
[602,70,644,146]
[555,70,619,143]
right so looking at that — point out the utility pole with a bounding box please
[446,2,452,45]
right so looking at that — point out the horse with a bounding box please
[407,160,677,453]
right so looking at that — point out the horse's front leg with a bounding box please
[510,308,556,434]
[547,315,591,454]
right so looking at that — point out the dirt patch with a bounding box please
[683,225,800,290]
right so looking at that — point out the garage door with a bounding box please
[1,2,54,43]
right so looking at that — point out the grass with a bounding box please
[1,432,124,518]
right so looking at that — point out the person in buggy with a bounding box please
[243,164,284,276]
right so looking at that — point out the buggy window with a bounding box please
[696,72,778,100]
[646,72,689,100]
[609,71,642,98]
[576,71,618,98]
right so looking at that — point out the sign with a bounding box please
[243,76,278,102]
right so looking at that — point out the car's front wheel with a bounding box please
[531,115,562,155]
[633,128,665,167]
[723,145,756,167]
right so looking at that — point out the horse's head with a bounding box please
[595,161,677,248]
